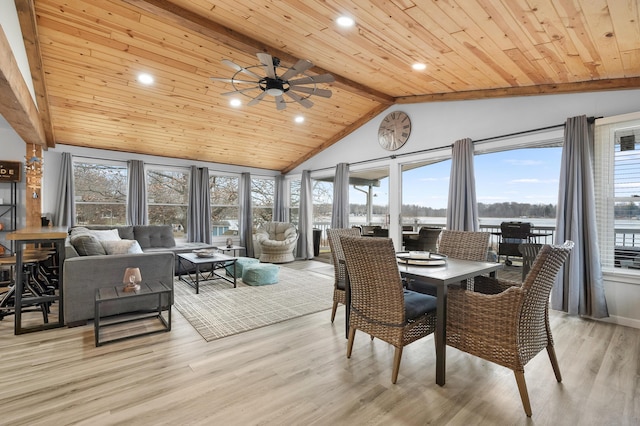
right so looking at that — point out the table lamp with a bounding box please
[122,267,142,292]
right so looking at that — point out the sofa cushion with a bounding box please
[134,225,176,249]
[70,234,107,256]
[90,229,122,242]
[101,239,144,255]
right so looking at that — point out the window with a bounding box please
[209,174,239,236]
[146,167,189,239]
[312,179,333,229]
[289,178,300,225]
[401,158,451,230]
[251,177,274,226]
[595,114,640,271]
[349,167,389,229]
[73,160,127,225]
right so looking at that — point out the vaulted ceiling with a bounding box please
[8,0,640,173]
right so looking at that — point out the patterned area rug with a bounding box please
[173,267,334,342]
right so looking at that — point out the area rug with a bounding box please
[173,267,334,342]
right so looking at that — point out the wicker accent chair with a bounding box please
[340,236,438,384]
[254,222,299,263]
[446,241,574,417]
[326,228,361,323]
[437,230,490,261]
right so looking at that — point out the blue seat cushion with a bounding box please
[403,290,437,321]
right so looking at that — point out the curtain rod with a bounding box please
[311,118,601,174]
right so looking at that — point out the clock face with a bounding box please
[378,111,411,151]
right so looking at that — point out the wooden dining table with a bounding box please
[399,258,503,386]
[342,257,503,386]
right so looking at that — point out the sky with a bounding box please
[350,146,563,210]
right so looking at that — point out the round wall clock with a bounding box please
[378,111,411,151]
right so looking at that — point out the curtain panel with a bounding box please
[187,166,212,243]
[240,172,254,258]
[296,170,314,259]
[273,174,289,222]
[446,138,479,231]
[331,163,350,229]
[126,159,147,226]
[551,115,608,318]
[53,152,76,227]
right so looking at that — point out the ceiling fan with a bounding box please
[210,53,334,110]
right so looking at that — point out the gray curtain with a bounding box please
[446,138,479,231]
[240,172,254,257]
[331,162,349,229]
[126,160,147,225]
[273,174,288,222]
[551,115,608,318]
[53,152,75,227]
[187,166,211,243]
[296,170,314,259]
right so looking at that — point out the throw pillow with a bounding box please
[90,229,122,242]
[70,234,107,256]
[101,239,144,255]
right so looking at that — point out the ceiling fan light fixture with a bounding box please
[266,87,284,96]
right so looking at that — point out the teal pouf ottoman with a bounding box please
[226,256,260,278]
[242,263,280,286]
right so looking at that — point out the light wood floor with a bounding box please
[1,260,638,425]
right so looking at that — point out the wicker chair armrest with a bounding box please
[447,286,524,345]
[473,275,521,295]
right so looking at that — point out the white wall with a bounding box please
[0,0,36,103]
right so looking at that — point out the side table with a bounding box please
[215,245,246,256]
[94,281,172,346]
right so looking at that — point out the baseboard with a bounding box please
[598,315,640,329]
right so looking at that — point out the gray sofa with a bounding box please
[63,225,211,326]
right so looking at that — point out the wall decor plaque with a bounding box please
[0,161,22,182]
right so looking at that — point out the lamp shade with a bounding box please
[122,267,142,292]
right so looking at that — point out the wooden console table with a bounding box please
[7,226,67,334]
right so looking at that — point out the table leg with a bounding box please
[435,283,447,386]
[195,264,200,294]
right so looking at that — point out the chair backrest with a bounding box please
[257,222,297,241]
[418,227,442,250]
[340,236,406,325]
[519,243,543,280]
[326,228,361,286]
[438,230,490,261]
[519,241,573,351]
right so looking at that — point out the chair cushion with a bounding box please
[403,289,437,321]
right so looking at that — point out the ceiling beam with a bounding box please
[15,0,55,148]
[121,0,394,105]
[395,78,640,104]
[0,23,46,148]
[280,103,389,174]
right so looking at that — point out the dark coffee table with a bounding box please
[177,252,237,294]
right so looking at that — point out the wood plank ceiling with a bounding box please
[19,0,640,173]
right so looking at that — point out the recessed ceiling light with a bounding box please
[229,98,242,107]
[294,116,305,123]
[412,63,427,71]
[336,16,355,27]
[137,73,154,85]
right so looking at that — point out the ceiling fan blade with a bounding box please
[280,59,314,80]
[210,77,257,84]
[285,91,314,108]
[275,95,286,110]
[247,91,267,106]
[221,59,262,80]
[256,53,276,79]
[289,86,332,98]
[288,74,335,85]
[221,86,260,96]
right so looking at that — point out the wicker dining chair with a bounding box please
[446,241,574,417]
[340,236,438,384]
[326,228,361,323]
[437,230,490,261]
[518,242,543,282]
